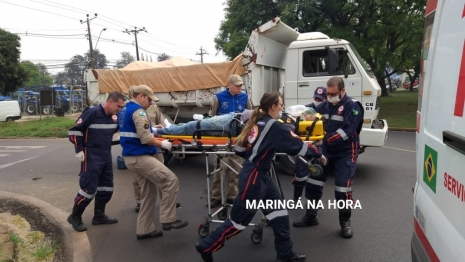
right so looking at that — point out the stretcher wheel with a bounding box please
[309,164,323,178]
[218,209,228,221]
[198,224,209,238]
[251,232,263,244]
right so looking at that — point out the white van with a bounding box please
[0,101,22,122]
[412,0,465,261]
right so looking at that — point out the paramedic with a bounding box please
[120,85,188,240]
[196,91,327,262]
[291,87,327,203]
[67,92,126,232]
[208,74,253,208]
[293,77,364,239]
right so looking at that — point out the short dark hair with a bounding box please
[106,92,126,102]
[327,77,345,91]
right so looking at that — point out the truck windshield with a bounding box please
[349,43,375,78]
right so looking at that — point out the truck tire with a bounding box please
[42,106,51,115]
[26,103,36,115]
[6,117,14,122]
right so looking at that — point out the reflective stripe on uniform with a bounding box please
[335,186,352,192]
[266,210,288,221]
[295,176,308,182]
[235,145,246,152]
[248,119,276,162]
[322,114,329,119]
[297,143,307,156]
[79,189,96,199]
[229,216,246,230]
[89,124,118,129]
[120,132,139,138]
[97,186,113,192]
[336,128,348,140]
[68,131,83,136]
[331,115,343,121]
[307,177,325,187]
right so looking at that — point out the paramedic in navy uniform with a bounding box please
[196,91,327,262]
[208,74,253,208]
[67,92,126,232]
[293,76,364,239]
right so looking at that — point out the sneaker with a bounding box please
[195,242,213,262]
[136,230,163,240]
[162,219,188,231]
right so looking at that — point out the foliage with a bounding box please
[0,116,76,138]
[64,55,86,86]
[157,53,172,62]
[54,71,71,86]
[0,29,27,95]
[377,90,418,128]
[84,49,109,69]
[214,0,425,96]
[115,51,135,68]
[20,61,53,87]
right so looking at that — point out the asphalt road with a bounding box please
[0,131,416,262]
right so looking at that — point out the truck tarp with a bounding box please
[92,54,245,94]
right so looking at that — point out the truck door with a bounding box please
[297,47,362,104]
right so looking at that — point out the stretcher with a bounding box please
[158,119,326,243]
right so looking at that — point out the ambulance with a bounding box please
[411,0,465,261]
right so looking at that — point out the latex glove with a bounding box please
[161,140,172,151]
[319,155,327,166]
[76,151,85,162]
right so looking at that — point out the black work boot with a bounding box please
[276,252,306,262]
[339,209,353,238]
[293,208,319,227]
[162,219,188,231]
[67,204,87,232]
[92,201,118,225]
[195,242,213,262]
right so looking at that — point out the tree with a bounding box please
[84,49,109,69]
[20,61,41,87]
[157,53,171,62]
[54,72,71,86]
[115,51,135,68]
[214,0,282,59]
[0,29,27,95]
[65,55,86,86]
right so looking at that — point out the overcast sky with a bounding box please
[0,0,229,73]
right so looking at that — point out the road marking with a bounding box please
[0,146,47,149]
[0,150,27,153]
[382,146,416,153]
[0,154,10,158]
[0,157,38,170]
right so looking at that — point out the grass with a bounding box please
[0,117,76,138]
[377,89,418,129]
[9,231,22,245]
[30,239,58,260]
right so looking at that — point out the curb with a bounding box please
[388,127,416,132]
[0,190,92,262]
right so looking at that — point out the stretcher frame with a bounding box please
[160,129,324,243]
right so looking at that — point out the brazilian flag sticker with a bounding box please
[423,144,438,193]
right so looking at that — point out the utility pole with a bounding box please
[196,46,208,63]
[124,27,147,61]
[80,14,98,69]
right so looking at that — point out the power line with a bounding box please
[196,47,209,63]
[124,27,147,61]
[0,0,80,21]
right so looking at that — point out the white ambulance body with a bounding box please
[412,0,465,261]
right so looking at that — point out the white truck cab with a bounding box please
[412,0,465,261]
[242,17,388,149]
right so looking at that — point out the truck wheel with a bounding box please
[42,106,51,115]
[26,104,36,115]
[70,105,79,113]
[6,117,14,122]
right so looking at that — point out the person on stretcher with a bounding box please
[152,110,254,137]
